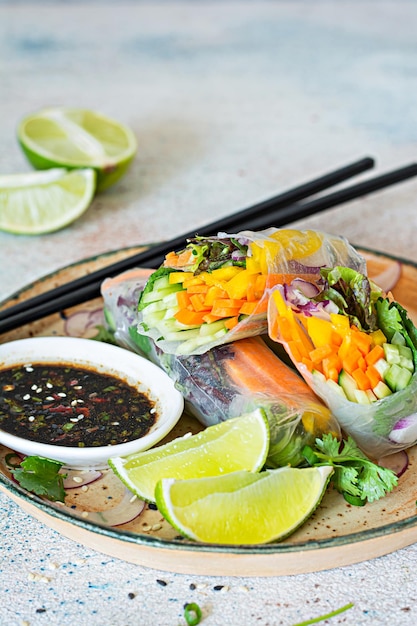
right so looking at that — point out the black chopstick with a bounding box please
[246,161,417,232]
[0,155,374,333]
[2,160,417,336]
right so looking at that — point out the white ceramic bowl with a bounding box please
[0,336,184,469]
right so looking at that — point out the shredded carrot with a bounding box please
[366,364,381,388]
[342,348,363,375]
[224,316,239,330]
[176,291,191,309]
[365,344,385,366]
[174,309,207,325]
[352,368,372,391]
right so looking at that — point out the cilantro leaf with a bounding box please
[11,456,67,503]
[303,434,398,505]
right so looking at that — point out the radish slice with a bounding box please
[64,308,104,337]
[62,469,102,489]
[69,489,146,527]
[371,260,401,292]
[378,450,409,478]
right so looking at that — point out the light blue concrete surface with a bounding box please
[1,2,417,625]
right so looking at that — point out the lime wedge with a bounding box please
[0,168,96,235]
[109,409,270,503]
[156,466,333,544]
[17,108,137,191]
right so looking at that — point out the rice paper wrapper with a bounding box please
[136,228,366,356]
[101,268,154,353]
[101,270,341,468]
[268,281,417,459]
[307,369,417,459]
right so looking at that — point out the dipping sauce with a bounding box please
[0,363,157,448]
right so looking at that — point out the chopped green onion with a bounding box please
[291,602,354,625]
[184,602,202,626]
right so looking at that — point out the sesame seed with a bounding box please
[70,418,79,423]
[71,400,78,407]
[46,396,54,401]
[77,414,84,420]
[152,523,162,531]
[31,384,38,390]
[23,394,31,400]
[46,382,53,388]
[57,392,67,398]
[111,422,120,426]
[28,416,35,422]
[81,485,89,492]
[81,511,89,518]
[129,494,137,503]
[142,523,152,531]
[72,476,83,483]
[25,366,34,372]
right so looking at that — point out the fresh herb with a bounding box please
[319,266,381,330]
[377,299,417,363]
[303,434,398,505]
[138,266,174,312]
[9,455,67,503]
[91,324,118,345]
[183,602,202,626]
[291,602,354,626]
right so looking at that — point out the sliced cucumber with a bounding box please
[325,378,347,399]
[385,363,413,392]
[353,389,371,405]
[373,357,390,378]
[391,330,406,346]
[338,370,359,402]
[199,320,227,336]
[398,345,414,371]
[141,284,181,305]
[383,343,401,365]
[373,380,392,399]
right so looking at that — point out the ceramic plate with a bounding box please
[1,246,417,577]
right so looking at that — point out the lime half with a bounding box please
[0,168,96,235]
[109,409,270,503]
[17,108,137,191]
[156,465,333,544]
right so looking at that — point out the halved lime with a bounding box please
[17,108,137,191]
[156,465,333,544]
[0,168,96,235]
[109,409,270,503]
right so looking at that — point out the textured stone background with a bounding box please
[1,3,417,625]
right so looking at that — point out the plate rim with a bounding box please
[1,245,417,565]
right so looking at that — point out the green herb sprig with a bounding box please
[303,434,398,505]
[9,455,67,502]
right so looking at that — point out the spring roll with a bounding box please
[268,264,417,458]
[136,227,365,356]
[101,270,341,468]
